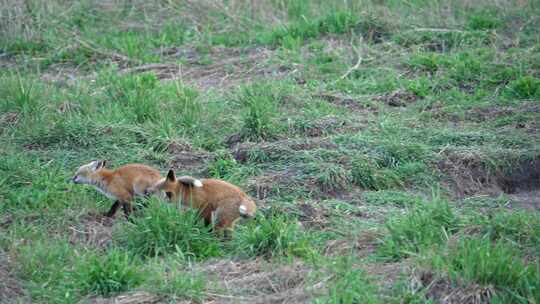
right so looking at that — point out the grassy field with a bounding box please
[1,0,540,303]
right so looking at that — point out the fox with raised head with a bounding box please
[146,170,257,232]
[71,160,202,218]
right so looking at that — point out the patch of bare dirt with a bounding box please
[68,211,115,249]
[0,252,27,303]
[245,169,303,200]
[120,46,292,90]
[363,262,405,290]
[295,202,332,229]
[0,112,19,127]
[374,90,419,107]
[465,102,540,123]
[324,230,381,258]
[87,291,161,304]
[497,156,540,210]
[438,151,499,198]
[415,270,494,304]
[167,142,214,175]
[440,151,540,210]
[232,137,338,162]
[314,92,370,111]
[198,259,317,304]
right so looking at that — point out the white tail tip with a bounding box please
[194,180,203,187]
[239,205,247,215]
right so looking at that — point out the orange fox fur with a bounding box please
[147,170,257,231]
[71,161,170,217]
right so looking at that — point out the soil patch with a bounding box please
[87,291,161,304]
[440,152,540,210]
[314,92,370,111]
[416,270,494,304]
[465,102,540,123]
[198,259,316,304]
[324,230,381,258]
[246,168,307,200]
[167,142,214,175]
[0,252,27,303]
[374,90,419,107]
[232,137,338,163]
[68,211,115,249]
[295,202,332,229]
[120,46,291,90]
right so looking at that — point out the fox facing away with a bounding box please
[146,170,257,232]
[71,161,202,218]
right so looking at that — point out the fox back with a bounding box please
[72,161,164,217]
[148,170,256,231]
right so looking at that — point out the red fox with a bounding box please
[146,170,257,232]
[71,160,202,218]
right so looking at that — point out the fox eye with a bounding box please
[165,192,172,199]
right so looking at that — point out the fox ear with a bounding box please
[167,169,176,181]
[90,160,100,170]
[98,160,107,169]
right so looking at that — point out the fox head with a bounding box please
[71,160,106,184]
[146,170,202,201]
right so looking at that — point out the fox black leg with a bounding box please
[105,200,121,217]
[122,202,134,218]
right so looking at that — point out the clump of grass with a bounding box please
[0,74,43,115]
[207,150,238,179]
[15,240,76,302]
[316,257,380,304]
[104,72,161,123]
[408,52,446,73]
[378,196,459,261]
[232,210,314,258]
[75,250,145,297]
[375,141,429,168]
[351,157,402,190]
[431,238,540,302]
[362,190,423,207]
[315,164,350,193]
[146,266,206,302]
[167,83,201,130]
[117,201,222,260]
[263,11,358,49]
[238,83,280,141]
[477,209,540,252]
[466,10,502,30]
[505,76,540,99]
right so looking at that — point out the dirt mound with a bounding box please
[68,211,115,249]
[438,151,498,197]
[497,156,540,193]
[497,156,540,210]
[416,270,494,304]
[374,90,419,107]
[440,151,540,210]
[199,259,315,304]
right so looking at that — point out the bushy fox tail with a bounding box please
[177,176,203,187]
